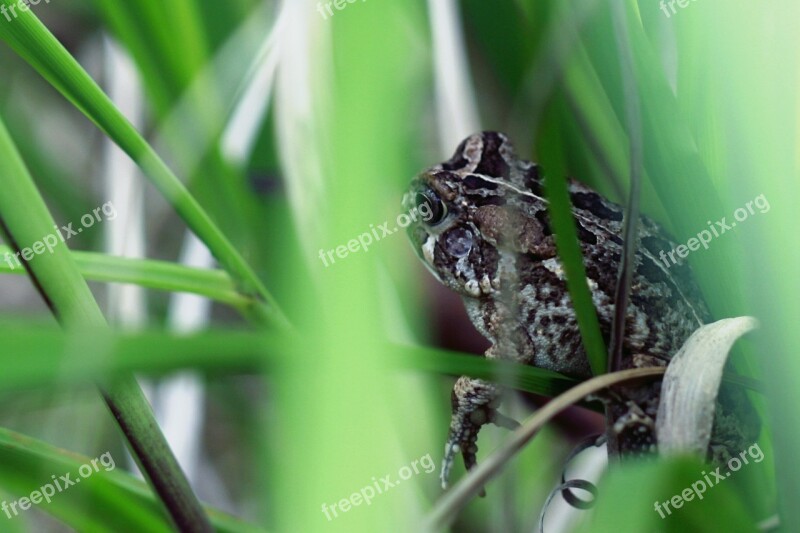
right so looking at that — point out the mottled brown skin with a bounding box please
[403,132,758,487]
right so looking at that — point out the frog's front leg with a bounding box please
[442,376,519,489]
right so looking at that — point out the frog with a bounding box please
[403,131,758,488]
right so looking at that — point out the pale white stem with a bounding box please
[427,0,481,153]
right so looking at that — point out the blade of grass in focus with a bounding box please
[0,245,249,308]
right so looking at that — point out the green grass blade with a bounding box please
[0,322,573,398]
[538,134,608,376]
[0,114,213,531]
[0,245,249,308]
[0,322,760,410]
[0,1,287,329]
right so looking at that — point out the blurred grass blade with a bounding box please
[510,0,601,141]
[562,42,667,220]
[0,322,760,410]
[273,1,329,262]
[0,326,271,390]
[89,0,208,113]
[149,2,275,176]
[542,169,607,376]
[222,5,285,165]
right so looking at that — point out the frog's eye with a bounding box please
[415,189,447,226]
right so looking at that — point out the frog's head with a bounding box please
[402,132,522,298]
